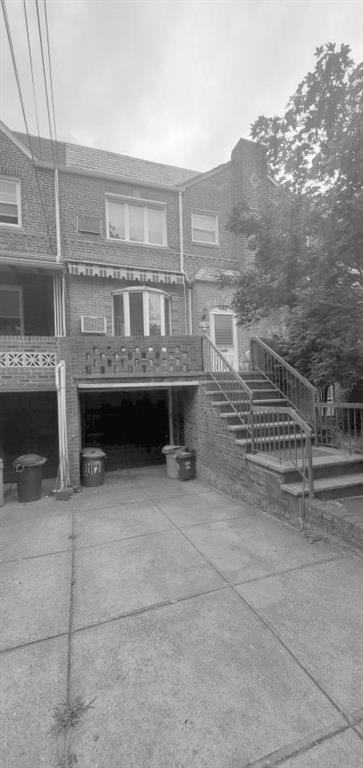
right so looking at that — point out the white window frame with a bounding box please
[0,177,21,228]
[106,194,167,246]
[191,210,219,245]
[0,285,24,334]
[112,286,171,337]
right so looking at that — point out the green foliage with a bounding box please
[228,43,363,389]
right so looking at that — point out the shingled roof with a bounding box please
[13,131,200,188]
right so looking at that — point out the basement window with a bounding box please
[106,196,167,246]
[113,287,171,336]
[191,211,218,244]
[0,178,21,227]
[0,285,24,334]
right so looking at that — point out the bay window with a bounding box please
[107,196,167,246]
[113,288,171,336]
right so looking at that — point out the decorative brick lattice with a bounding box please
[0,351,57,368]
[84,341,189,376]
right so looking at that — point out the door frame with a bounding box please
[209,307,238,369]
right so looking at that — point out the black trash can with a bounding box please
[81,447,106,487]
[13,454,47,502]
[176,449,196,481]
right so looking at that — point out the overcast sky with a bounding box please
[1,0,362,171]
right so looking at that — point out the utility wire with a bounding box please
[43,0,58,146]
[1,0,54,248]
[23,0,43,161]
[35,0,57,167]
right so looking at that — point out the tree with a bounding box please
[228,43,363,389]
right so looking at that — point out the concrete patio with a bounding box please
[1,466,363,767]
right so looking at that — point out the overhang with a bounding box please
[67,261,184,285]
[0,254,63,273]
[77,379,201,391]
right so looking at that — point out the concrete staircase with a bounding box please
[204,371,363,502]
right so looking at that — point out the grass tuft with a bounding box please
[51,696,96,738]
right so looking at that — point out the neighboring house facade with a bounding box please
[0,121,283,486]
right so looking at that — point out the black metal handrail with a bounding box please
[202,334,254,432]
[250,337,317,425]
[250,404,314,524]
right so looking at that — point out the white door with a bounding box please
[210,310,238,369]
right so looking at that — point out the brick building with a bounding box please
[0,120,283,487]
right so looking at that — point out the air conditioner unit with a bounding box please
[80,316,107,334]
[77,215,101,235]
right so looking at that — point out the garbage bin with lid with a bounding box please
[13,454,47,502]
[161,445,185,479]
[176,449,196,481]
[81,447,106,487]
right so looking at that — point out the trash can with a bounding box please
[162,445,185,479]
[176,449,196,481]
[81,447,106,487]
[13,454,47,502]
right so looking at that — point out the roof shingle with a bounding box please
[13,131,199,188]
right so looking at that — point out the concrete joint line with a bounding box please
[0,546,70,566]
[151,498,356,733]
[0,629,68,655]
[231,554,346,588]
[243,720,352,768]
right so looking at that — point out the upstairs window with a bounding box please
[113,288,171,337]
[191,211,218,244]
[0,286,23,334]
[0,178,21,227]
[106,197,167,246]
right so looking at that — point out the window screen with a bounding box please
[214,314,233,346]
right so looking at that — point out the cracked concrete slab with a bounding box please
[0,636,68,768]
[183,514,339,583]
[72,529,224,629]
[156,489,250,527]
[74,500,174,547]
[236,557,363,714]
[69,589,344,768]
[0,503,71,562]
[0,551,71,650]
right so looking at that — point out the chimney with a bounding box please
[231,138,267,209]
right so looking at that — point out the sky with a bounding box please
[1,0,362,172]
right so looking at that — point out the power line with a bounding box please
[43,0,58,146]
[23,0,43,161]
[35,0,56,167]
[0,0,54,248]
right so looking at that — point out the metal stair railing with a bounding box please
[250,404,314,524]
[250,337,317,425]
[202,335,254,433]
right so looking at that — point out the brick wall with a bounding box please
[0,129,56,257]
[67,275,186,336]
[59,172,181,271]
[0,336,58,390]
[184,384,300,524]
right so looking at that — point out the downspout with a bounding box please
[54,165,66,336]
[54,167,61,262]
[179,188,189,334]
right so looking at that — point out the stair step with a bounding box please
[282,473,363,499]
[236,434,308,448]
[252,398,289,406]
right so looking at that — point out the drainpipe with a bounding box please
[55,361,70,490]
[178,189,189,334]
[54,166,66,336]
[55,168,61,262]
[188,283,192,335]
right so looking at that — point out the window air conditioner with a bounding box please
[80,316,107,334]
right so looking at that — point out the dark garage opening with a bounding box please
[0,392,58,483]
[80,389,184,470]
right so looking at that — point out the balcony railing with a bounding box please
[71,335,203,378]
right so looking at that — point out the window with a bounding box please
[113,288,171,336]
[191,211,218,244]
[0,178,21,226]
[106,197,167,246]
[0,286,23,334]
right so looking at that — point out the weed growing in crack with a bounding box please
[51,696,96,738]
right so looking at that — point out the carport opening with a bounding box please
[80,389,185,470]
[0,391,58,483]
